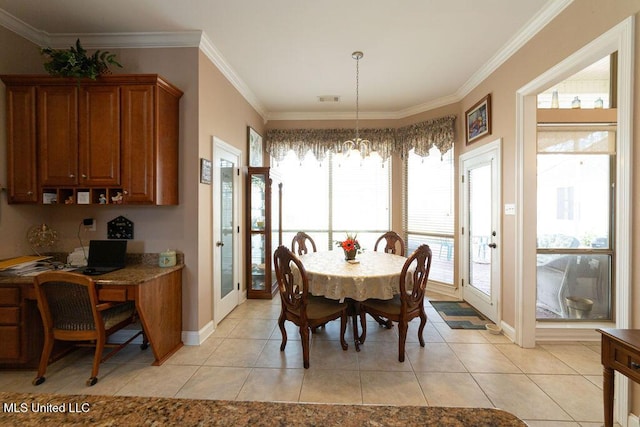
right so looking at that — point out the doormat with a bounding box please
[430,301,493,329]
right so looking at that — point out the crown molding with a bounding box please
[456,0,573,99]
[198,32,267,120]
[0,0,571,123]
[0,7,48,46]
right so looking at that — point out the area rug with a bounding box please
[430,301,493,330]
[0,391,526,426]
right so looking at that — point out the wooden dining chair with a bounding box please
[358,244,433,362]
[374,231,406,256]
[32,271,147,386]
[273,245,348,368]
[291,231,317,255]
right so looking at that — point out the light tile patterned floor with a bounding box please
[0,297,607,426]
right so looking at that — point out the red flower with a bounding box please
[342,239,355,251]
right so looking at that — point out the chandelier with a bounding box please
[343,51,370,153]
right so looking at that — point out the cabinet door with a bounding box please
[38,86,79,186]
[121,85,155,204]
[79,85,120,186]
[6,85,38,203]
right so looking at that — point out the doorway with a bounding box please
[213,137,241,324]
[459,139,501,323]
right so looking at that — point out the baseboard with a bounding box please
[535,324,603,342]
[629,413,639,427]
[182,320,215,346]
[500,321,516,343]
[427,281,458,299]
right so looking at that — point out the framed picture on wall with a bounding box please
[465,94,492,145]
[248,126,263,167]
[200,158,212,184]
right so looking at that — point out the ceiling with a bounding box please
[0,0,571,121]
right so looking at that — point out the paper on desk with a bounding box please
[0,256,50,271]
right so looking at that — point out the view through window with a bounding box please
[272,150,390,252]
[405,146,455,285]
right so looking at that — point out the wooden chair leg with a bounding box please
[88,336,105,386]
[339,310,348,350]
[299,326,310,369]
[32,333,54,385]
[398,321,408,363]
[358,309,368,344]
[278,312,287,351]
[418,310,427,347]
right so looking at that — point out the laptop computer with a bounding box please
[80,240,128,276]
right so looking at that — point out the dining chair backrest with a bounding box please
[274,245,309,315]
[399,244,433,308]
[374,231,406,256]
[291,231,317,256]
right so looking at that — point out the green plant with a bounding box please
[41,39,122,80]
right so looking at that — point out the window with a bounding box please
[272,150,390,251]
[405,145,455,285]
[536,126,615,320]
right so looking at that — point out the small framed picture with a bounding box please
[465,94,492,145]
[248,126,263,167]
[200,158,212,184]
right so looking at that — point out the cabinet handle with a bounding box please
[82,174,87,179]
[69,174,75,178]
[27,191,33,195]
[123,190,129,195]
[631,361,640,370]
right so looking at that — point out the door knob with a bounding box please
[488,243,497,249]
[216,241,224,247]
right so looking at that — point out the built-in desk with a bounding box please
[598,328,640,427]
[0,263,183,368]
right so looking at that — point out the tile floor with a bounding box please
[0,297,608,426]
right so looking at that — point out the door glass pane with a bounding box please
[468,163,492,296]
[219,159,234,298]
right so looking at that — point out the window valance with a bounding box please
[266,115,455,162]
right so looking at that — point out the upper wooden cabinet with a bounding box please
[1,74,183,205]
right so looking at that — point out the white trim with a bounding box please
[457,0,574,99]
[459,138,502,325]
[0,2,569,121]
[182,321,215,346]
[515,16,634,426]
[426,281,459,300]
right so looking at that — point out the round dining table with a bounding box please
[298,250,408,350]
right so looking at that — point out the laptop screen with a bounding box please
[87,240,127,268]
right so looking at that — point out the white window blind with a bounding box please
[272,150,390,251]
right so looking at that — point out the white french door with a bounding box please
[459,139,501,323]
[213,137,241,324]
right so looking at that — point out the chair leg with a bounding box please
[358,309,368,344]
[339,310,348,351]
[398,321,408,363]
[140,331,149,350]
[88,336,105,386]
[299,326,310,369]
[278,312,288,351]
[418,310,427,347]
[32,332,54,386]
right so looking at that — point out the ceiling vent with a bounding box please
[318,95,340,103]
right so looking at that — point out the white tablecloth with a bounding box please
[298,250,407,302]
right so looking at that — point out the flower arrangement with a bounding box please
[335,233,361,260]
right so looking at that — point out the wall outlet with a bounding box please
[83,218,96,232]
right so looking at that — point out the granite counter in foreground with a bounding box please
[0,392,526,427]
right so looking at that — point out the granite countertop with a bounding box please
[0,392,526,427]
[0,253,184,285]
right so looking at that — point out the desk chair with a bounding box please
[32,271,147,386]
[374,231,406,256]
[359,244,433,362]
[291,231,317,255]
[274,245,348,368]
